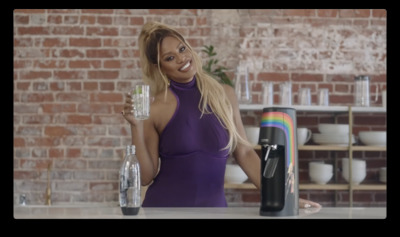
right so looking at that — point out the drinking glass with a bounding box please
[235,66,252,104]
[262,82,274,105]
[131,82,150,120]
[354,76,370,107]
[279,82,292,106]
[299,88,311,105]
[318,88,329,106]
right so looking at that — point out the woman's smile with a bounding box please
[179,60,192,72]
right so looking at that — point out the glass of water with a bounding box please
[318,88,329,106]
[299,87,311,106]
[131,82,150,120]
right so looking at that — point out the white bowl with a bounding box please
[342,158,366,168]
[244,126,260,145]
[313,133,356,145]
[309,162,333,173]
[318,123,349,134]
[225,164,248,184]
[359,131,386,146]
[310,172,333,184]
[342,158,366,185]
[309,162,333,184]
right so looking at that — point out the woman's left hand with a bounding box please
[299,198,322,209]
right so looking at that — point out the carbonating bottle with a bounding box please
[119,145,141,215]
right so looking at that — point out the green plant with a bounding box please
[202,45,234,87]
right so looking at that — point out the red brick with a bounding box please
[86,27,119,36]
[292,74,323,82]
[34,60,67,69]
[22,93,54,102]
[55,49,85,58]
[97,16,112,25]
[69,38,101,47]
[128,16,144,25]
[81,9,114,14]
[100,82,115,91]
[47,15,62,24]
[51,26,84,35]
[258,72,289,81]
[83,82,99,90]
[49,148,64,158]
[54,70,85,80]
[56,92,88,102]
[14,9,46,14]
[67,148,81,158]
[66,115,92,124]
[339,9,371,18]
[80,15,96,24]
[17,26,50,35]
[88,70,119,79]
[149,9,182,15]
[90,93,123,102]
[14,137,25,147]
[42,38,67,47]
[69,60,101,69]
[372,9,387,18]
[317,9,338,17]
[45,126,74,136]
[14,15,29,24]
[86,49,119,58]
[282,9,316,17]
[78,103,112,114]
[20,71,52,80]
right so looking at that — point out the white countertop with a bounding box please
[13,206,386,219]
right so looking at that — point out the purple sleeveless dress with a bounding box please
[141,77,230,207]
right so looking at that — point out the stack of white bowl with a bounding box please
[244,126,260,146]
[309,161,333,184]
[359,131,386,146]
[312,123,355,146]
[225,164,248,184]
[342,158,366,185]
[379,167,386,183]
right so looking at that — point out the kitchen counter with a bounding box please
[14,206,386,219]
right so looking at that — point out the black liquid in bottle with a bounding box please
[121,207,140,215]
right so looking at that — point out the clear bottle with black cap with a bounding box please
[119,144,141,215]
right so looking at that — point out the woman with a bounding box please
[122,21,320,209]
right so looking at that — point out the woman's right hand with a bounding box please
[121,92,138,126]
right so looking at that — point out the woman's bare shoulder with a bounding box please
[152,89,175,107]
[150,88,177,133]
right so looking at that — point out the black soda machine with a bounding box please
[258,107,299,216]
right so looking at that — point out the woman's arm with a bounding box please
[222,84,262,189]
[122,92,160,186]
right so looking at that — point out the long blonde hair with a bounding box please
[138,21,248,153]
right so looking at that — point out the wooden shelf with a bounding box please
[224,183,256,189]
[351,146,386,151]
[239,103,386,207]
[252,145,386,151]
[299,184,349,190]
[239,104,386,113]
[299,183,386,191]
[224,183,387,191]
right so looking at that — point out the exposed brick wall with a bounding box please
[14,9,386,206]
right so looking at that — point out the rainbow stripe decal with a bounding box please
[261,111,295,168]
